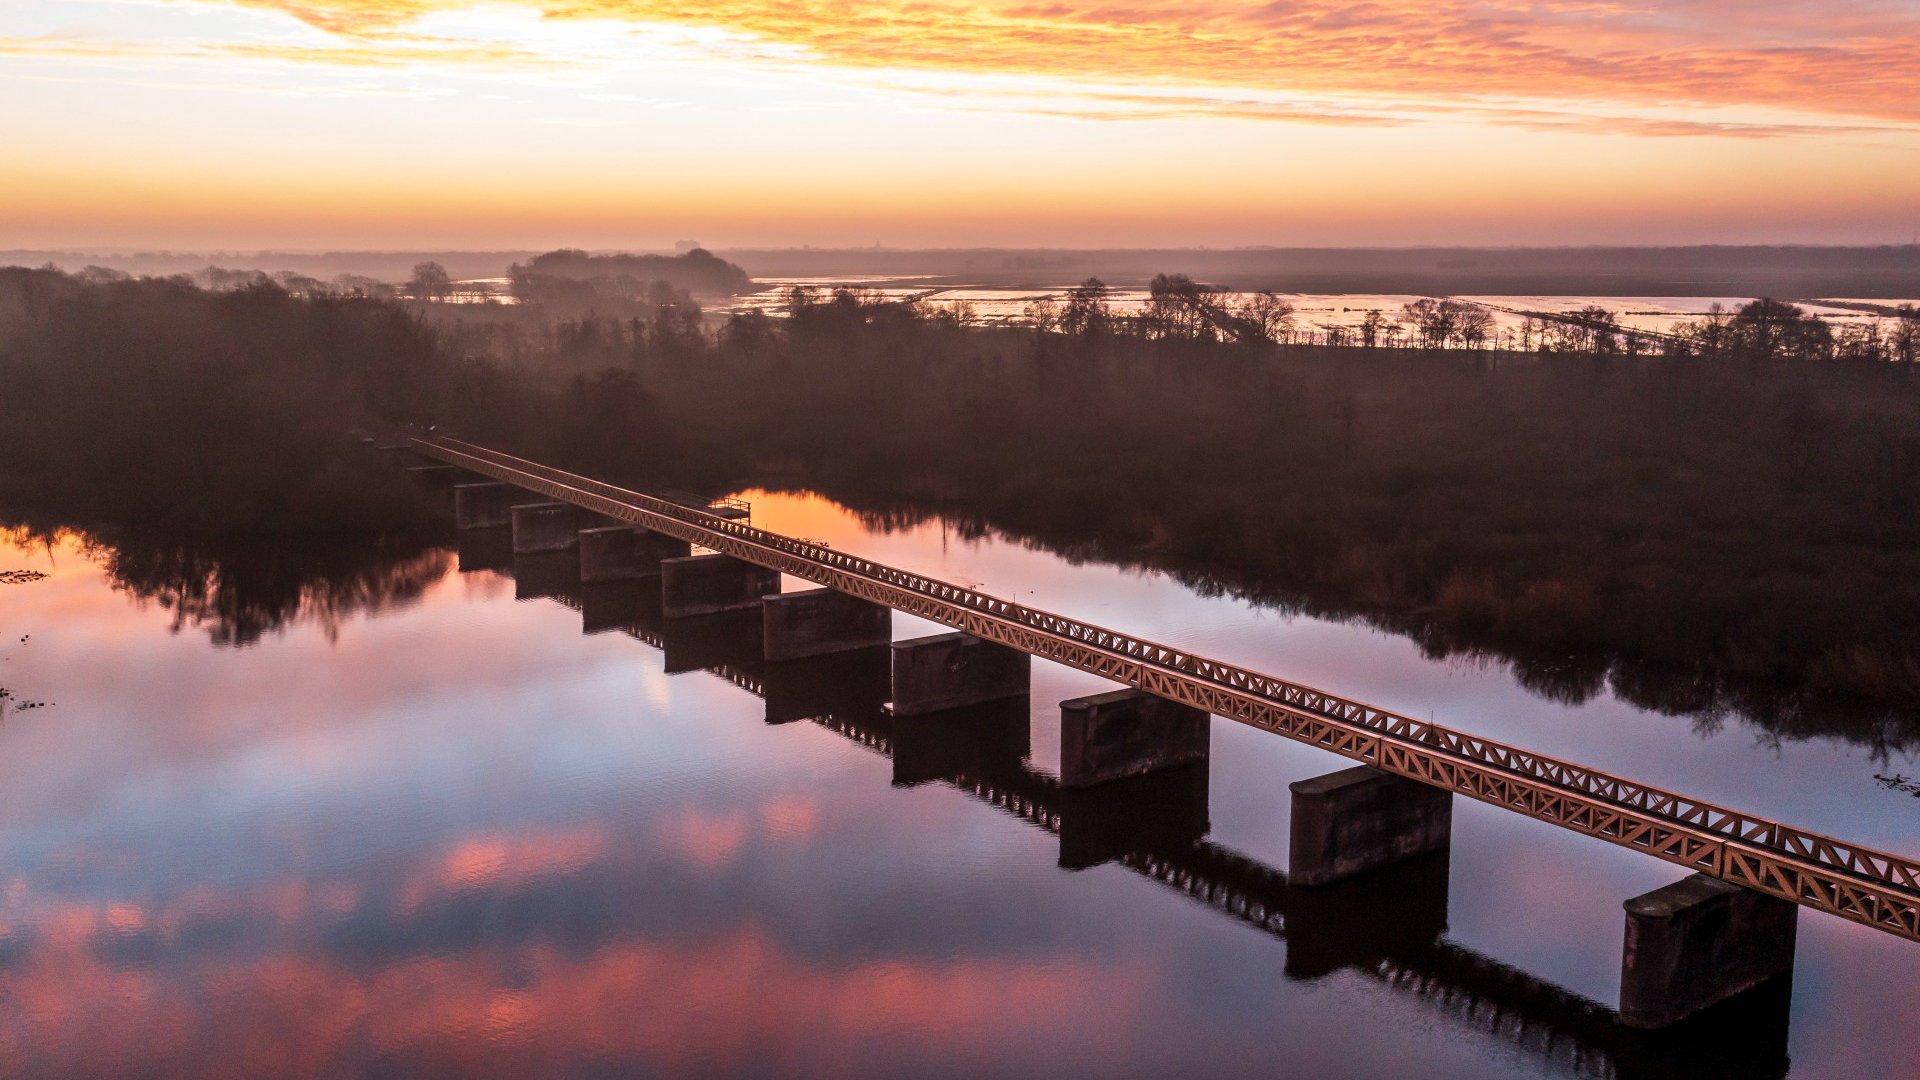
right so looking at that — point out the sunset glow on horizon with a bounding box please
[4,0,1919,249]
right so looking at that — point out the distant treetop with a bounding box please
[511,248,752,303]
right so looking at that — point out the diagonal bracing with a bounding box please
[412,435,1920,944]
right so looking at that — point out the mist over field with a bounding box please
[10,244,1919,298]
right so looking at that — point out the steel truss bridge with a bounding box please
[494,556,1759,1080]
[412,435,1920,946]
[806,708,1772,1080]
[506,572,1781,1079]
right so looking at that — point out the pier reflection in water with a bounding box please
[499,533,1793,1080]
[0,511,1905,1079]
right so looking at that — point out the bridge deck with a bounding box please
[413,435,1920,944]
[809,707,1628,1077]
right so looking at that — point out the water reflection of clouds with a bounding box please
[737,490,1920,852]
[0,921,1150,1079]
[0,754,1176,1077]
[5,512,1920,1077]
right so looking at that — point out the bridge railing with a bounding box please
[415,434,1920,942]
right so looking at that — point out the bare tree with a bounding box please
[1061,278,1112,337]
[1835,321,1887,363]
[1581,305,1621,353]
[1402,298,1467,348]
[1890,305,1920,366]
[1023,296,1061,334]
[410,261,451,303]
[332,274,395,300]
[1686,302,1730,357]
[1402,299,1439,347]
[1457,306,1495,350]
[1237,290,1296,344]
[1726,299,1831,361]
[783,285,822,319]
[1359,309,1386,349]
[1146,273,1212,340]
[943,299,978,327]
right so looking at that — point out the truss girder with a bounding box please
[413,436,1920,943]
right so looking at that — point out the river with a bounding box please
[1,487,1916,1078]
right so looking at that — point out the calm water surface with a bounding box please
[2,490,1917,1078]
[719,283,1910,337]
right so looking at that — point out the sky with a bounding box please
[2,0,1918,249]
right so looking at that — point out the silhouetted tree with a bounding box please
[1359,309,1387,349]
[1061,278,1113,337]
[1237,290,1296,345]
[1402,298,1487,348]
[1891,305,1920,366]
[16,262,1920,721]
[410,261,451,303]
[1457,306,1495,350]
[1023,296,1061,334]
[1725,299,1832,362]
[1144,273,1215,341]
[507,248,750,308]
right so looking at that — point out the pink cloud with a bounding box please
[153,0,1920,129]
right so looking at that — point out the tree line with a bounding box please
[7,266,1920,732]
[1010,275,1920,361]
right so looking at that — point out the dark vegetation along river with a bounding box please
[2,264,1920,1076]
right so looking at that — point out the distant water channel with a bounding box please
[2,489,1917,1078]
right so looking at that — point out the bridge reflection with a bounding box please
[476,533,1793,1080]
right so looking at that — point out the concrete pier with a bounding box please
[1619,874,1798,1030]
[376,443,431,464]
[512,551,581,606]
[1285,849,1451,980]
[891,698,1031,786]
[1289,765,1452,887]
[660,609,763,677]
[889,632,1031,716]
[406,463,465,487]
[579,526,692,583]
[1613,974,1794,1080]
[512,502,590,554]
[1058,762,1210,870]
[622,583,666,650]
[763,588,891,663]
[660,554,782,619]
[455,527,513,574]
[454,482,521,530]
[764,647,892,725]
[1059,688,1209,789]
[580,580,647,635]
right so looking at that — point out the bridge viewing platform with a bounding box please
[392,433,1920,1035]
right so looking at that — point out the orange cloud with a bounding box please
[196,0,1920,127]
[926,85,1910,136]
[213,37,563,66]
[0,31,559,70]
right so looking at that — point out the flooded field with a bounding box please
[723,281,1911,338]
[435,270,1913,347]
